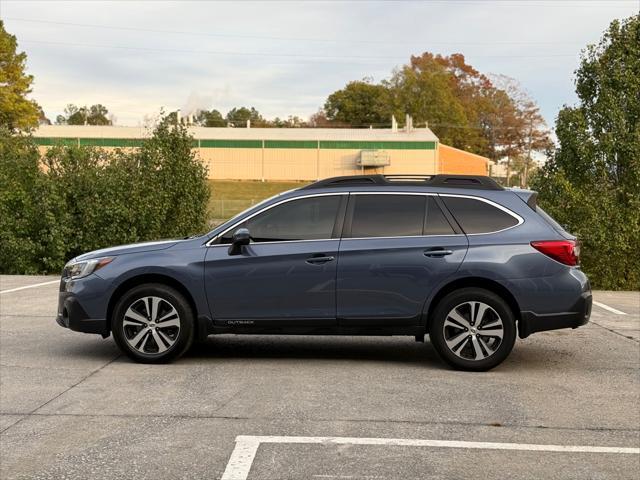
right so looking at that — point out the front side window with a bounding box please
[220,195,341,243]
[349,194,426,238]
[442,196,520,234]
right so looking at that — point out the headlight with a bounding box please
[64,256,114,279]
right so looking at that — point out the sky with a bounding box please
[2,0,639,128]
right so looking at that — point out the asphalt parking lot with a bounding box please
[1,275,639,479]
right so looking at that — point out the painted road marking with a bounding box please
[0,280,59,295]
[221,435,640,480]
[593,301,628,315]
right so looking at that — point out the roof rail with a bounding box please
[302,174,503,191]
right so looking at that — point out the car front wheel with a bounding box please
[112,284,194,363]
[429,288,516,371]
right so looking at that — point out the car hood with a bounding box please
[74,239,180,261]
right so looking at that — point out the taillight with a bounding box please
[530,240,580,266]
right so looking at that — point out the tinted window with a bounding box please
[221,195,341,243]
[350,195,425,238]
[442,196,519,234]
[425,197,455,235]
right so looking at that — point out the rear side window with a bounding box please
[349,195,425,238]
[442,196,519,234]
[220,195,341,243]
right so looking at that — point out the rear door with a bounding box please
[337,193,468,326]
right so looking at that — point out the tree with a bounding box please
[324,80,392,127]
[86,104,111,125]
[196,109,225,127]
[127,120,210,241]
[478,86,520,167]
[56,104,112,125]
[532,15,640,290]
[37,105,51,125]
[0,21,41,131]
[308,109,332,127]
[487,75,551,186]
[157,110,180,127]
[386,54,472,148]
[272,115,308,128]
[518,98,552,187]
[429,53,495,156]
[319,53,548,165]
[226,107,268,127]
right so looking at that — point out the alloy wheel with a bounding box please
[442,301,504,361]
[122,296,181,355]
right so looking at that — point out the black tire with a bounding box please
[112,283,195,363]
[429,288,516,371]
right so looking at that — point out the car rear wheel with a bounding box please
[112,284,194,363]
[429,288,516,371]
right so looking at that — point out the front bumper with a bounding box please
[519,290,592,338]
[56,277,109,337]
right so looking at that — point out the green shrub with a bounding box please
[533,170,640,290]
[0,122,210,274]
[0,128,68,273]
[531,16,640,291]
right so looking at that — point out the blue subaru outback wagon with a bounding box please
[57,174,592,370]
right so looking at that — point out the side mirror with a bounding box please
[228,228,250,255]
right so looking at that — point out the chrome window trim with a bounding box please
[347,191,523,238]
[208,238,340,248]
[205,190,524,247]
[205,192,348,247]
[208,234,464,248]
[342,234,465,241]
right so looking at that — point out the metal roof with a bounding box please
[34,125,439,142]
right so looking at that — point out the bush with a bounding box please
[532,169,640,291]
[0,122,210,274]
[531,16,640,291]
[0,128,68,273]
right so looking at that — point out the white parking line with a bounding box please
[221,435,640,480]
[0,280,59,295]
[593,301,628,315]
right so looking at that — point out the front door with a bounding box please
[204,194,346,327]
[337,193,468,326]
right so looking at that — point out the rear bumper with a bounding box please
[56,291,109,337]
[518,291,592,338]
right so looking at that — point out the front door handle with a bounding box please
[424,248,453,258]
[306,255,335,265]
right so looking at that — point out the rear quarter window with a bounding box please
[442,196,520,234]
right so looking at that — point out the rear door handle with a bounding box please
[306,255,335,265]
[424,248,453,258]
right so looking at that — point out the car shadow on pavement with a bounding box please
[185,335,442,367]
[183,334,591,373]
[53,336,120,361]
[52,333,585,373]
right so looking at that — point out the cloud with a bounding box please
[5,0,638,126]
